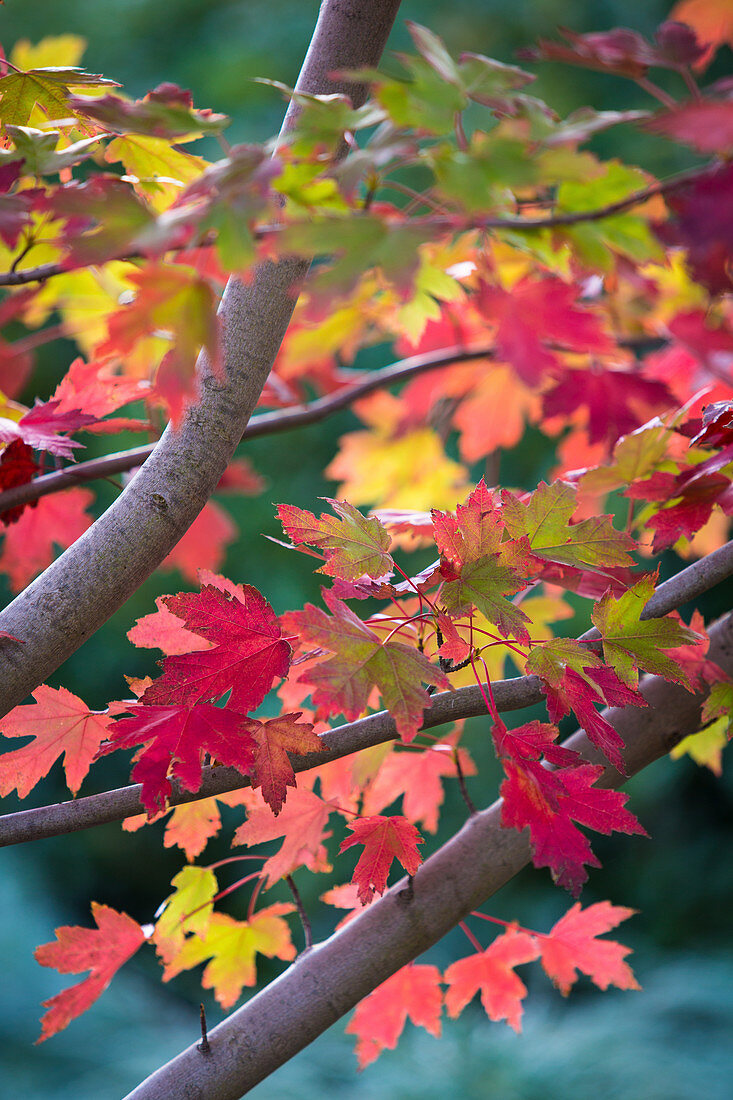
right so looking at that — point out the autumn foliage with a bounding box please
[0,2,732,1089]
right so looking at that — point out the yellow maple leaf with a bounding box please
[327,426,469,512]
[162,905,296,1009]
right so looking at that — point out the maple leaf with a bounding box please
[97,263,221,424]
[670,717,730,776]
[0,399,97,457]
[141,583,292,714]
[520,22,707,78]
[346,963,443,1068]
[277,498,394,582]
[0,486,93,592]
[645,100,733,155]
[492,717,584,770]
[540,901,639,995]
[433,481,532,642]
[444,928,540,1032]
[285,591,449,741]
[655,164,733,295]
[526,638,646,772]
[670,0,733,64]
[542,368,674,448]
[591,574,702,689]
[339,814,424,904]
[0,65,117,129]
[34,903,145,1042]
[153,865,217,971]
[52,356,151,420]
[97,702,258,816]
[501,760,646,896]
[242,712,324,814]
[0,439,38,524]
[127,597,211,656]
[69,83,229,139]
[233,785,334,885]
[502,481,636,575]
[0,685,112,798]
[163,904,296,1010]
[476,277,612,387]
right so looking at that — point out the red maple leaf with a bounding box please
[444,927,540,1031]
[0,487,93,592]
[526,639,646,773]
[520,22,707,78]
[542,367,674,448]
[476,277,612,387]
[655,163,733,295]
[346,963,443,1068]
[0,439,38,525]
[141,583,291,713]
[127,597,211,655]
[539,900,640,995]
[1,400,98,457]
[34,903,146,1041]
[361,738,476,833]
[501,760,647,896]
[97,702,258,815]
[339,814,424,904]
[0,685,112,798]
[52,356,151,421]
[243,711,325,813]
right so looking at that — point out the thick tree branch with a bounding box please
[2,538,731,848]
[0,161,717,287]
[0,0,402,720]
[123,607,733,1100]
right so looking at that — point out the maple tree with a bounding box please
[0,1,732,1097]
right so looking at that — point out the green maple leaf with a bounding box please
[591,575,701,688]
[277,498,393,582]
[502,481,636,570]
[0,66,117,128]
[286,593,449,741]
[441,554,531,642]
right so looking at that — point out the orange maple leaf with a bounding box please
[233,785,334,885]
[0,685,112,798]
[34,903,145,1041]
[346,962,443,1068]
[444,927,540,1032]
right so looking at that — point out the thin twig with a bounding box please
[197,1004,211,1055]
[285,874,313,950]
[2,538,732,848]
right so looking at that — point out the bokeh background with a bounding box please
[1,1,732,1097]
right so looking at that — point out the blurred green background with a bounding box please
[0,1,732,1097]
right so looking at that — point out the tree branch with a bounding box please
[0,0,403,720]
[0,331,665,516]
[122,606,733,1100]
[0,345,495,515]
[0,161,717,287]
[2,538,731,848]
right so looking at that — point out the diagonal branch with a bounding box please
[0,0,403,721]
[2,537,731,848]
[0,161,717,288]
[122,605,733,1100]
[0,331,665,516]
